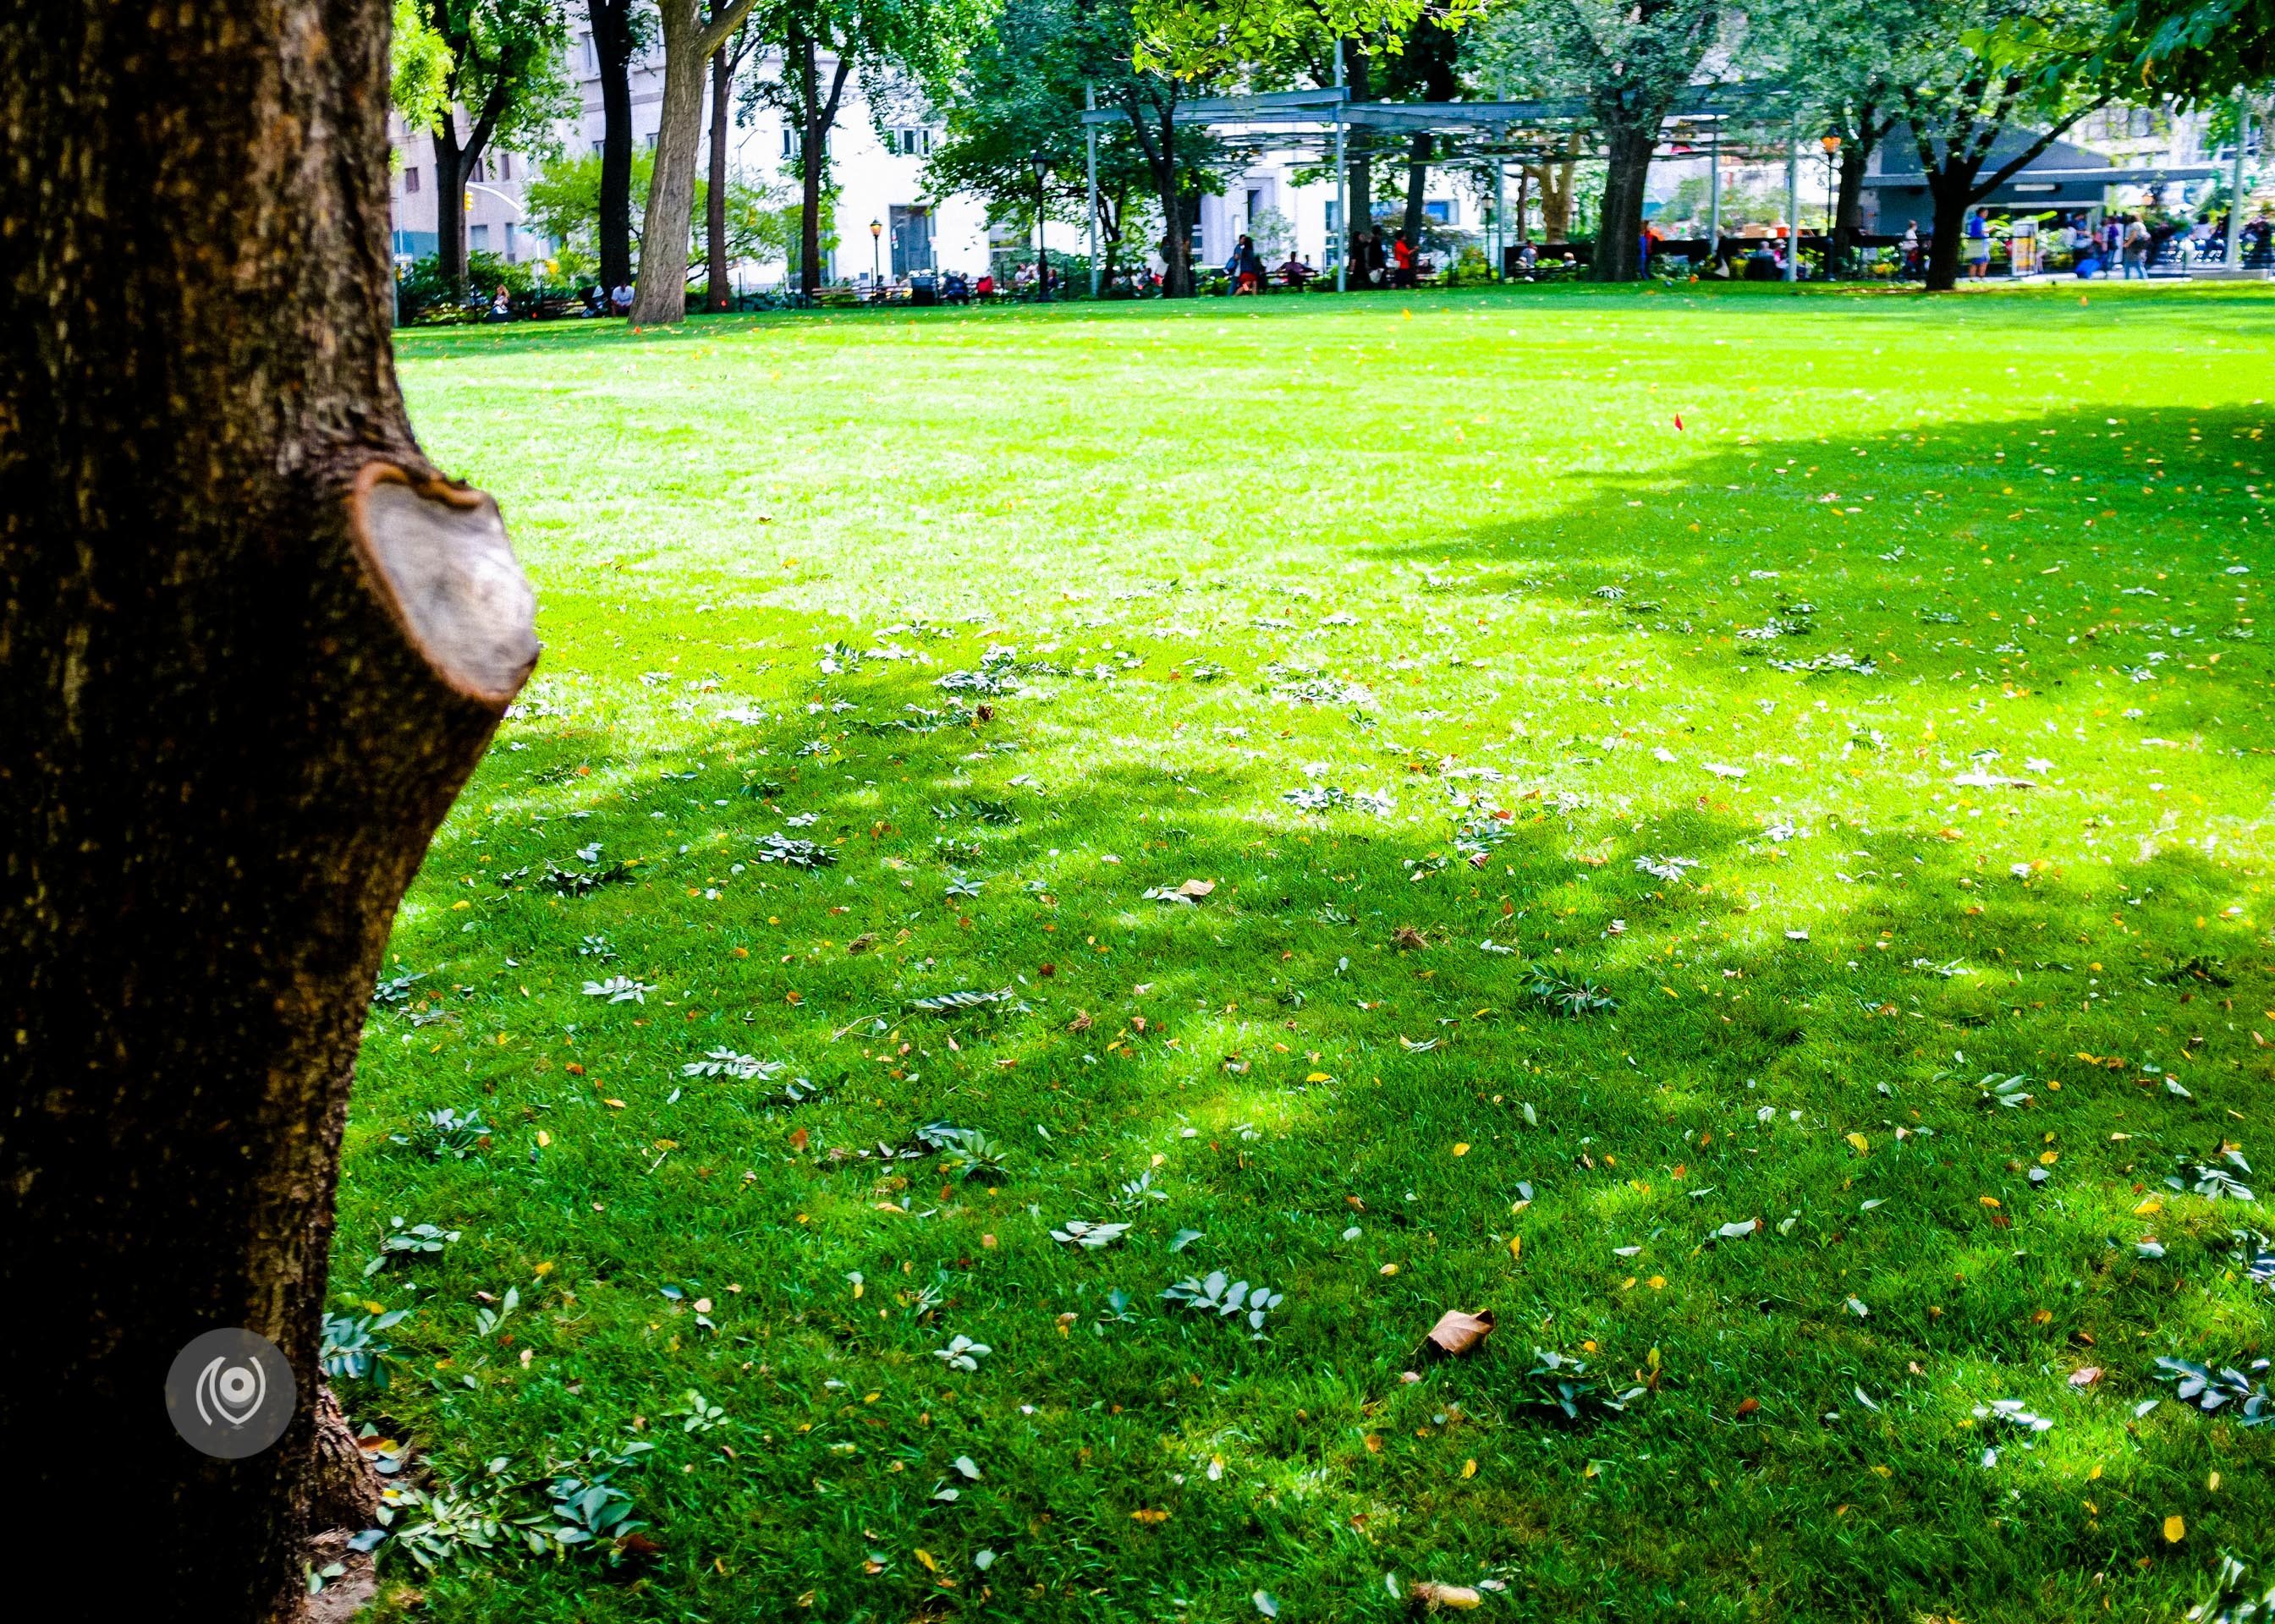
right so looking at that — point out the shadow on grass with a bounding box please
[341,405,2272,1622]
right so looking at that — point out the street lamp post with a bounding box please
[1821,134,1843,276]
[870,217,882,295]
[1029,151,1052,300]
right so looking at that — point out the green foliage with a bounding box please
[415,0,574,159]
[390,0,454,131]
[1132,0,1491,76]
[525,147,808,282]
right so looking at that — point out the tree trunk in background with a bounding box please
[591,0,637,298]
[1832,111,1880,277]
[706,40,734,311]
[631,0,759,325]
[1343,38,1372,273]
[0,1,537,1617]
[432,114,470,290]
[1399,131,1430,252]
[1529,134,1579,241]
[794,41,852,298]
[1924,170,1973,291]
[1593,121,1656,282]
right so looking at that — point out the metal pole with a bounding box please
[2228,90,2249,266]
[1493,160,1506,279]
[1085,84,1102,296]
[1334,40,1348,293]
[1784,119,1800,283]
[1707,123,1721,266]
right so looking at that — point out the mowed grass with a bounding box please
[345,283,2275,1624]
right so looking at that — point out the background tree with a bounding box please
[629,0,762,322]
[416,0,574,290]
[1750,0,1911,272]
[587,1,656,299]
[1888,0,2118,289]
[1,0,536,1615]
[1379,10,1468,251]
[708,19,764,307]
[1471,0,1728,282]
[634,0,986,318]
[923,0,1200,290]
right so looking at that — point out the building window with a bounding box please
[583,33,597,74]
[470,224,490,250]
[499,153,513,180]
[404,167,420,194]
[1424,198,1457,225]
[505,222,519,259]
[889,128,931,156]
[782,127,796,158]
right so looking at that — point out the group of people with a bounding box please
[1220,234,1322,293]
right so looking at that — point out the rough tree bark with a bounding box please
[631,0,761,324]
[591,0,639,299]
[0,3,539,1618]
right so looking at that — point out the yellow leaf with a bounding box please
[1508,1235,1522,1261]
[1979,1195,2001,1208]
[1845,1133,1868,1154]
[1647,1276,1666,1290]
[1379,1263,1399,1276]
[1459,1458,1477,1479]
[2134,1197,2162,1216]
[1131,1509,1169,1525]
[536,1130,552,1147]
[2089,1465,2102,1481]
[915,1550,938,1572]
[2164,1514,2185,1544]
[1452,1143,1470,1156]
[1306,1071,1330,1082]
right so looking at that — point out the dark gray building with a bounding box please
[1864,129,2217,230]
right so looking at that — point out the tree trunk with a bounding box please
[1156,111,1191,297]
[1923,171,1974,292]
[1832,113,1878,278]
[1344,38,1372,274]
[1594,121,1656,283]
[630,0,758,325]
[0,3,538,1619]
[433,113,470,291]
[1529,134,1579,241]
[1400,131,1430,254]
[631,3,708,321]
[706,38,734,312]
[591,0,636,298]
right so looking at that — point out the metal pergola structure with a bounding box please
[1078,80,1811,291]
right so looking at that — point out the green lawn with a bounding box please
[343,283,2275,1624]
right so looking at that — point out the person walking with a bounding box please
[1899,220,1920,278]
[1391,232,1415,288]
[2122,215,2150,279]
[1231,233,1264,294]
[1964,208,1992,280]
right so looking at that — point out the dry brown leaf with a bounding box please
[1410,1581,1484,1610]
[1422,1308,1496,1358]
[1393,924,1428,951]
[1176,879,1215,898]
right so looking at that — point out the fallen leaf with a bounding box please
[789,1127,809,1152]
[1410,1581,1485,1610]
[1735,1397,1761,1417]
[2164,1514,2185,1544]
[1423,1308,1496,1358]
